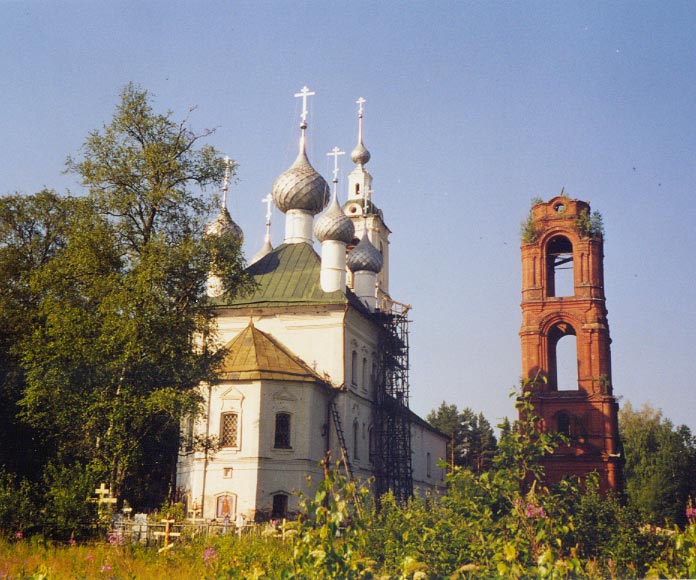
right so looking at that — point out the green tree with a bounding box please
[0,190,76,477]
[427,402,498,474]
[16,84,252,512]
[620,401,696,526]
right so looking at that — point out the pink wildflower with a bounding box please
[204,547,218,563]
[86,552,94,561]
[101,564,112,572]
[14,530,23,540]
[524,503,546,519]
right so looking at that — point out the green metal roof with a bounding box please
[219,242,349,308]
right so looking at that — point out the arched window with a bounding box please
[548,323,578,391]
[274,413,291,449]
[272,493,288,519]
[351,350,358,387]
[352,419,360,460]
[546,235,574,297]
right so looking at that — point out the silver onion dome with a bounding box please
[351,142,371,166]
[205,207,244,242]
[272,141,330,215]
[314,196,355,244]
[347,232,383,273]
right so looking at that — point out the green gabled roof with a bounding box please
[220,242,349,308]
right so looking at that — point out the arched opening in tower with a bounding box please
[546,235,574,297]
[548,322,578,391]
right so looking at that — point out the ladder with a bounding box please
[329,399,353,480]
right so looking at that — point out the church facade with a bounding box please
[175,90,448,521]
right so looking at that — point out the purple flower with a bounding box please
[204,547,218,563]
[14,531,23,540]
[524,503,546,519]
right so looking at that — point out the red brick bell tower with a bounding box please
[519,196,622,492]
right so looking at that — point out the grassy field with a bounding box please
[0,535,292,580]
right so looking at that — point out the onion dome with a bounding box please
[250,236,273,264]
[205,207,244,242]
[351,141,371,166]
[314,195,355,243]
[272,134,330,215]
[347,232,383,273]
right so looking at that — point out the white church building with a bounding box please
[176,89,447,521]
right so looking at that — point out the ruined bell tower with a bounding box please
[519,195,622,491]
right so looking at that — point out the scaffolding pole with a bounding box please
[373,300,413,503]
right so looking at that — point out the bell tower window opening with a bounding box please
[546,235,574,297]
[548,323,578,391]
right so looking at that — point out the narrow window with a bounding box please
[183,414,195,452]
[557,413,571,437]
[368,427,374,463]
[274,413,291,449]
[548,323,578,391]
[351,350,358,386]
[355,183,360,197]
[272,494,288,519]
[220,413,239,447]
[546,235,574,297]
[361,357,368,392]
[426,452,432,478]
[353,419,360,459]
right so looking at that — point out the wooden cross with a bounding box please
[154,518,180,552]
[294,85,315,124]
[94,483,110,501]
[326,147,345,183]
[93,483,117,508]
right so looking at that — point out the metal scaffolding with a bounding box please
[373,300,413,503]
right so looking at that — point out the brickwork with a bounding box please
[519,196,622,492]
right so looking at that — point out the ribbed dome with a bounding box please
[205,207,244,241]
[347,232,383,273]
[351,142,371,166]
[314,196,355,243]
[272,140,330,215]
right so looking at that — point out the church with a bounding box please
[175,88,448,521]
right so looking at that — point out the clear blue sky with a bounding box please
[2,1,695,431]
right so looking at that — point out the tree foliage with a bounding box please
[620,401,696,526]
[427,402,497,474]
[0,84,251,522]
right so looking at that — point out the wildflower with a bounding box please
[86,553,94,561]
[14,530,23,540]
[204,547,218,563]
[108,531,122,546]
[69,536,77,547]
[101,564,112,572]
[524,503,546,519]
